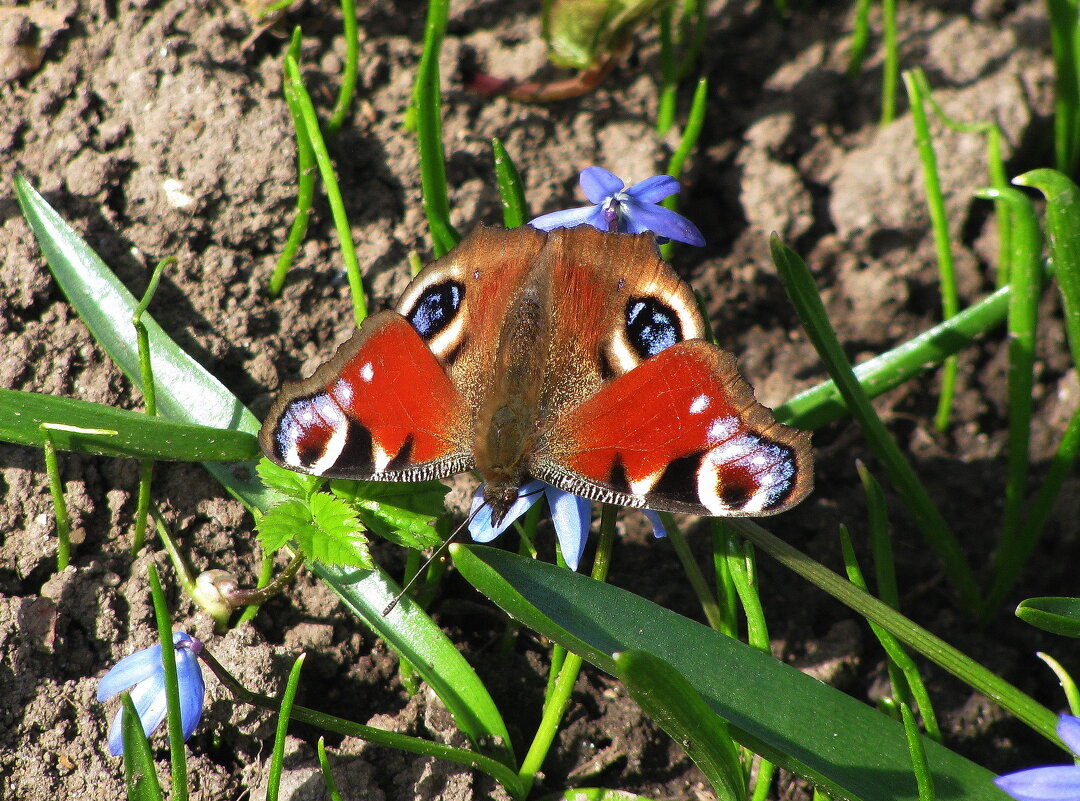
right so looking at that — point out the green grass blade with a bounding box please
[326,0,358,136]
[977,188,1041,616]
[413,0,459,256]
[656,7,677,135]
[271,28,318,299]
[121,693,164,801]
[880,0,898,124]
[316,738,343,801]
[616,650,746,801]
[660,76,707,260]
[453,545,1013,801]
[903,70,960,432]
[0,390,259,461]
[492,138,527,228]
[40,426,71,569]
[770,236,982,611]
[267,654,306,801]
[148,565,187,801]
[847,0,872,77]
[284,55,368,325]
[1047,0,1080,175]
[901,703,936,801]
[1015,597,1080,637]
[775,283,1013,429]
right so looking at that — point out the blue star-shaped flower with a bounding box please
[996,714,1080,801]
[468,479,668,571]
[97,631,206,756]
[529,166,706,247]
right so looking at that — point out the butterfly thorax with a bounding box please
[471,264,553,524]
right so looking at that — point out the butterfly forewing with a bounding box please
[535,340,813,516]
[260,312,473,482]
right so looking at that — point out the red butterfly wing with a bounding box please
[260,312,473,481]
[535,340,812,516]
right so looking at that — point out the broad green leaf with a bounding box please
[353,501,441,551]
[0,390,258,461]
[615,650,745,801]
[15,179,513,765]
[330,477,449,518]
[453,546,1008,801]
[1015,597,1080,638]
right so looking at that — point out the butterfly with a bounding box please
[259,225,812,529]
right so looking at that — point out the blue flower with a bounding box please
[97,631,206,756]
[468,479,667,571]
[995,714,1080,801]
[529,166,706,247]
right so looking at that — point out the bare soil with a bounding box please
[2,0,1079,799]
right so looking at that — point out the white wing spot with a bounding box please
[689,394,710,415]
[360,362,375,382]
[332,378,354,405]
[707,416,738,444]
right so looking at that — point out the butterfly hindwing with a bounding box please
[534,339,813,516]
[259,312,473,482]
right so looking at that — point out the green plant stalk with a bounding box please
[722,529,779,800]
[770,237,983,611]
[284,55,368,325]
[237,552,276,626]
[518,504,617,795]
[413,0,459,256]
[776,281,1016,429]
[1037,652,1080,715]
[492,138,527,228]
[267,654,306,801]
[903,70,960,433]
[980,188,1040,616]
[901,702,936,801]
[200,647,525,796]
[1047,0,1080,175]
[729,518,1060,746]
[656,7,677,135]
[838,525,941,741]
[41,426,71,570]
[857,463,900,609]
[131,256,170,553]
[880,0,898,124]
[847,0,872,77]
[676,0,707,78]
[326,0,358,135]
[317,738,344,801]
[271,28,317,299]
[147,564,188,801]
[661,512,725,630]
[661,76,708,260]
[709,523,739,638]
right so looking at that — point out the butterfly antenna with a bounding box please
[381,504,485,617]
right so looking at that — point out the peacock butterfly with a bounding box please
[259,225,812,526]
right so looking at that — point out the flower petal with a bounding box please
[626,175,680,204]
[995,766,1080,801]
[106,671,166,756]
[468,480,545,543]
[97,643,163,702]
[529,204,607,232]
[545,486,592,571]
[643,510,668,539]
[579,166,624,203]
[176,645,206,741]
[1058,715,1080,755]
[621,198,706,246]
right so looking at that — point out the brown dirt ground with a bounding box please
[2,0,1079,799]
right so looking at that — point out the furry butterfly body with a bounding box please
[260,225,812,524]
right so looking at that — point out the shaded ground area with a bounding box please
[2,0,1079,798]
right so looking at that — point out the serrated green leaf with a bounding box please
[354,500,442,550]
[256,500,314,553]
[1015,597,1080,637]
[306,492,372,568]
[329,477,450,517]
[256,458,324,503]
[0,389,259,461]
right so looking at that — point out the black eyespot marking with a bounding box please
[598,349,616,381]
[607,454,632,495]
[625,296,683,359]
[333,418,375,473]
[651,452,705,504]
[719,466,757,510]
[384,434,415,472]
[407,280,464,339]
